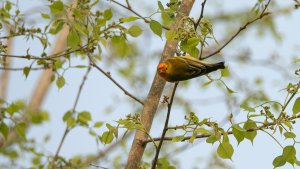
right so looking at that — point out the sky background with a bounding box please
[2,0,300,169]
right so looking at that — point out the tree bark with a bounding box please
[0,28,13,100]
[125,0,195,168]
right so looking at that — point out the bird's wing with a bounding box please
[179,56,208,76]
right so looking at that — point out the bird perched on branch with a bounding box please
[157,55,225,82]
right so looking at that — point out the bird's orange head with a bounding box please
[157,62,170,81]
[157,63,168,74]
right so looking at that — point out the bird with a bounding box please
[157,55,225,82]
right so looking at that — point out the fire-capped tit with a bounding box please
[157,55,225,82]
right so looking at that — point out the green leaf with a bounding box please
[6,103,20,115]
[282,146,296,161]
[16,122,26,139]
[295,159,300,166]
[203,80,213,87]
[73,22,88,36]
[189,132,197,143]
[0,122,9,139]
[165,30,176,41]
[119,16,139,23]
[158,1,164,11]
[63,111,72,122]
[186,37,201,48]
[5,1,11,11]
[56,76,65,89]
[171,135,185,142]
[221,66,230,77]
[150,20,162,38]
[101,131,114,144]
[77,111,92,124]
[49,21,65,35]
[243,120,257,143]
[232,124,246,145]
[97,18,106,27]
[41,13,50,19]
[217,141,234,160]
[67,29,81,49]
[273,155,286,168]
[206,134,219,144]
[240,104,255,112]
[284,132,296,139]
[93,122,103,128]
[104,9,113,20]
[54,60,63,69]
[225,85,235,94]
[49,1,64,13]
[67,117,76,127]
[127,25,143,37]
[292,97,300,115]
[194,128,210,134]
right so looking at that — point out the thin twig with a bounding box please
[110,0,170,30]
[0,67,47,71]
[194,0,207,29]
[52,66,92,166]
[144,113,300,143]
[203,0,272,59]
[0,43,90,61]
[87,56,144,105]
[151,82,179,169]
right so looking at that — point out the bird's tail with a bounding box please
[212,62,225,69]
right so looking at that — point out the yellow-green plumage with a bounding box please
[157,55,225,82]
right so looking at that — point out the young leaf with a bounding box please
[77,111,92,124]
[56,76,65,89]
[243,120,257,143]
[0,122,9,140]
[67,117,76,127]
[282,146,296,162]
[101,131,114,144]
[63,111,72,122]
[292,97,300,115]
[171,135,185,142]
[119,16,139,23]
[150,20,162,38]
[232,124,246,145]
[158,1,164,11]
[127,25,143,37]
[206,134,219,144]
[221,67,230,78]
[284,132,296,139]
[49,1,64,13]
[217,141,234,160]
[240,104,255,112]
[23,67,31,78]
[104,9,113,20]
[67,29,81,49]
[41,13,50,19]
[16,122,26,139]
[273,155,286,168]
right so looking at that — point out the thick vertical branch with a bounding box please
[125,0,195,168]
[0,27,13,100]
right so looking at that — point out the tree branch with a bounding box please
[88,56,144,105]
[194,0,207,29]
[51,66,92,166]
[151,83,178,169]
[125,0,196,168]
[144,114,300,143]
[110,0,170,30]
[203,0,272,59]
